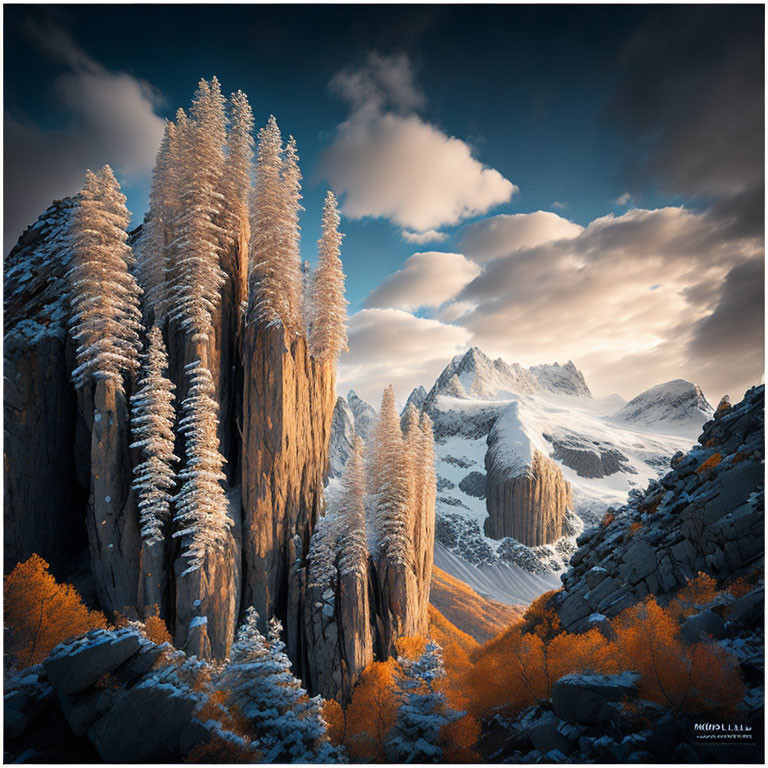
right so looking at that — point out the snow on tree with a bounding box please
[224,91,254,262]
[418,412,437,518]
[219,608,343,763]
[336,436,369,577]
[135,120,179,323]
[130,326,179,543]
[166,78,227,343]
[67,165,143,391]
[172,360,232,574]
[307,505,339,591]
[369,386,412,565]
[247,115,285,328]
[279,135,305,331]
[385,641,462,763]
[247,118,304,334]
[309,190,348,364]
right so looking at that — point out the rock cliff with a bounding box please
[4,192,434,703]
[554,384,764,632]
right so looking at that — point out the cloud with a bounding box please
[4,21,165,252]
[608,6,763,237]
[401,228,449,244]
[319,52,516,237]
[457,211,583,262]
[365,251,481,311]
[615,192,632,206]
[551,201,569,210]
[455,206,763,403]
[337,308,472,403]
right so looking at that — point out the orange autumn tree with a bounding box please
[4,554,107,667]
[325,634,481,762]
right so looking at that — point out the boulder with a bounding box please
[680,609,726,644]
[528,712,575,756]
[44,630,141,694]
[88,680,197,762]
[552,672,639,725]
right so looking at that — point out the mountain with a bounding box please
[423,347,592,408]
[346,389,376,441]
[613,378,714,430]
[403,385,427,413]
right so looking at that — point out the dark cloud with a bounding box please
[609,6,763,200]
[4,21,165,252]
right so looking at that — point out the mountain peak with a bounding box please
[613,379,713,429]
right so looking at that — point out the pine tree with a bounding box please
[130,326,179,543]
[166,78,227,343]
[385,641,462,763]
[309,191,348,363]
[173,360,231,575]
[223,90,254,252]
[337,436,369,577]
[369,386,412,565]
[248,115,285,328]
[136,120,178,323]
[279,135,304,331]
[68,165,143,391]
[220,610,342,763]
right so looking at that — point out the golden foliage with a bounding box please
[196,690,250,738]
[184,736,258,763]
[4,554,108,667]
[601,510,615,527]
[669,572,718,620]
[143,605,174,645]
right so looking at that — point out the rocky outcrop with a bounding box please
[554,385,764,633]
[549,437,631,479]
[4,200,88,574]
[485,447,572,546]
[5,628,256,763]
[240,322,336,671]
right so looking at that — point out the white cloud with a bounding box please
[457,211,583,262]
[455,206,763,403]
[5,22,165,252]
[551,201,569,210]
[337,308,472,403]
[401,228,448,244]
[319,53,516,237]
[616,192,632,206]
[365,251,481,311]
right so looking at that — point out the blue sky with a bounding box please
[4,5,764,403]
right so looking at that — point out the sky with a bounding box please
[4,4,765,406]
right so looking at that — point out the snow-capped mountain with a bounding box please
[329,348,714,603]
[612,379,714,431]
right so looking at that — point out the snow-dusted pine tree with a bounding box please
[223,90,254,254]
[219,609,342,763]
[166,78,227,343]
[68,165,143,391]
[248,115,285,328]
[173,360,232,574]
[130,326,179,543]
[279,135,305,332]
[135,120,178,323]
[385,641,462,763]
[369,386,412,564]
[248,119,305,334]
[337,436,369,577]
[309,190,348,363]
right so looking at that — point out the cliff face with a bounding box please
[240,322,336,669]
[485,447,572,547]
[4,196,436,702]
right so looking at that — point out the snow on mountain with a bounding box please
[421,350,712,594]
[329,397,356,478]
[402,385,427,414]
[612,379,714,432]
[346,389,377,442]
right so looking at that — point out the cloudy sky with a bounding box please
[4,5,764,405]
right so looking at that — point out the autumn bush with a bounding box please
[461,577,745,722]
[184,735,259,763]
[4,554,108,667]
[324,632,481,762]
[696,452,722,473]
